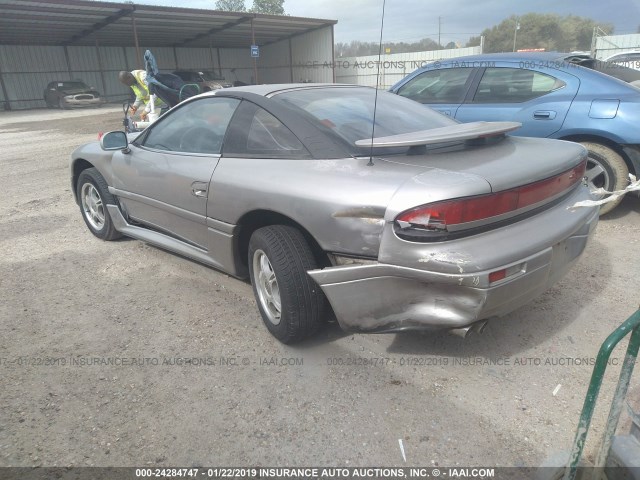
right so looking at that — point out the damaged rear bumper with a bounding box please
[308,186,599,333]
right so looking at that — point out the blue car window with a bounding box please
[473,68,565,103]
[396,68,474,104]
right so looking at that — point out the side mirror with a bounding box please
[100,131,129,151]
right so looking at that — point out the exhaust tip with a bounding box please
[449,326,471,338]
[449,320,488,339]
[473,320,488,335]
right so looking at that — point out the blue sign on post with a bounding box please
[250,45,259,58]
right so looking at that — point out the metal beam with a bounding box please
[175,16,253,48]
[0,54,11,111]
[63,6,134,45]
[288,38,294,82]
[261,22,334,47]
[96,36,107,97]
[63,45,73,79]
[132,12,141,68]
[251,17,258,84]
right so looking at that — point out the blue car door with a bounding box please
[453,63,580,138]
[393,66,477,118]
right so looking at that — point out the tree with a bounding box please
[215,0,246,12]
[249,0,284,15]
[335,38,441,57]
[465,13,612,53]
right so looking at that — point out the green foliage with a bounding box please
[215,0,246,11]
[335,38,442,57]
[249,0,285,15]
[466,13,613,53]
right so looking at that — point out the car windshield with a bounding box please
[57,81,89,90]
[274,87,456,156]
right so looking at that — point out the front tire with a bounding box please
[76,168,122,241]
[248,225,325,343]
[581,142,629,215]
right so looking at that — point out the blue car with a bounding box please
[390,52,640,214]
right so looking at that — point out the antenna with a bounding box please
[368,0,387,167]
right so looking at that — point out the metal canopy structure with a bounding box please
[0,0,337,48]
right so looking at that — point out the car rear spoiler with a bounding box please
[355,121,522,147]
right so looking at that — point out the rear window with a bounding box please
[274,87,455,155]
[473,68,565,103]
[568,57,640,84]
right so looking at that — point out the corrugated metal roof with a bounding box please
[0,0,337,48]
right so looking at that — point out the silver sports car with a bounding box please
[71,84,599,343]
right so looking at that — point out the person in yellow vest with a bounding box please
[118,70,166,121]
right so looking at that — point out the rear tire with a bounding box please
[76,168,122,241]
[248,225,325,343]
[580,142,629,215]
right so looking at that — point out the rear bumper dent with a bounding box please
[308,203,598,333]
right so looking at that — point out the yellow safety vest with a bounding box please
[131,70,166,109]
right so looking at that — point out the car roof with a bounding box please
[50,80,88,85]
[437,51,571,63]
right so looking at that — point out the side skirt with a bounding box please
[106,204,225,271]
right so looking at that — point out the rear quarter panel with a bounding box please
[207,156,491,257]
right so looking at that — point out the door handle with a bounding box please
[533,110,557,119]
[191,181,209,198]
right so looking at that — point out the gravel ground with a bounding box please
[0,105,639,470]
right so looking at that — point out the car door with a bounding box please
[110,96,240,250]
[393,66,477,117]
[45,82,61,105]
[454,64,580,138]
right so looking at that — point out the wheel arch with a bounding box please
[234,210,330,278]
[71,158,96,204]
[558,133,637,175]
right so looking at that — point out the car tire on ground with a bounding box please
[248,225,326,343]
[76,168,122,241]
[581,141,629,215]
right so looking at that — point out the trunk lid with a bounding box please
[382,136,586,192]
[379,135,587,222]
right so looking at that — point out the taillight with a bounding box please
[396,160,586,238]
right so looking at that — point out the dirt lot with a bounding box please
[0,106,639,470]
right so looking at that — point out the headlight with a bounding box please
[64,95,74,99]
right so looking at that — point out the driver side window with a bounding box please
[397,67,474,104]
[141,97,240,155]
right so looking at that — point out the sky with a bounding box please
[130,0,640,45]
